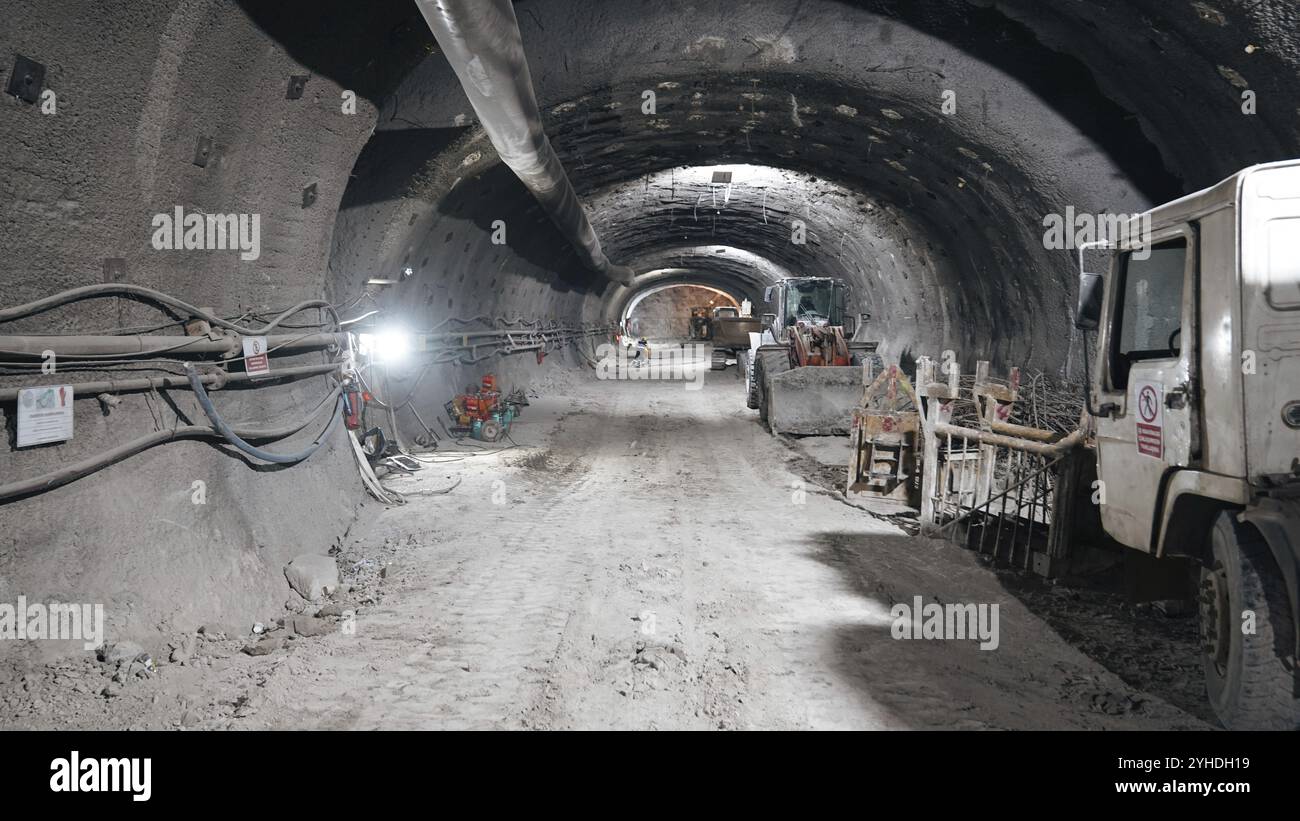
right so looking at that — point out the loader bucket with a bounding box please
[766,365,863,435]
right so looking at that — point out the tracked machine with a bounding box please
[743,277,883,435]
[707,305,763,370]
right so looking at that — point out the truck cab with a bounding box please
[1076,159,1300,729]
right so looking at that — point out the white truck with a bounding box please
[1075,159,1300,729]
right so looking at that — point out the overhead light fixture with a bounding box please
[366,268,413,287]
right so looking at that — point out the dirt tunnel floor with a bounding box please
[0,369,1212,730]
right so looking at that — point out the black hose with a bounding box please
[0,362,341,402]
[185,365,342,464]
[0,284,339,335]
[0,385,343,503]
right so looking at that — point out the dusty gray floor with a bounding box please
[0,368,1210,729]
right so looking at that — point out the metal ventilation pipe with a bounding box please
[413,0,635,286]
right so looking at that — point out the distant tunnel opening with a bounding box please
[623,283,740,340]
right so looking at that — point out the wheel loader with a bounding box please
[742,277,883,435]
[1074,159,1300,729]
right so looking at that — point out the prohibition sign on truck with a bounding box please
[1134,380,1163,457]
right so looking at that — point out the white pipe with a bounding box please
[413,0,634,285]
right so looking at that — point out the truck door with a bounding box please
[1240,164,1300,484]
[1093,225,1199,552]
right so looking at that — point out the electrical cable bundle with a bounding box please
[0,283,361,503]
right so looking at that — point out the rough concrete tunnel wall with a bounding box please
[0,0,413,651]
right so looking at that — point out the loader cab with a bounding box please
[762,278,852,341]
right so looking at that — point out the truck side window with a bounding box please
[1109,238,1187,389]
[1267,218,1300,309]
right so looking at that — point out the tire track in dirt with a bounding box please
[344,426,612,729]
[517,386,704,729]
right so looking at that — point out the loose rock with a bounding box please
[292,616,337,638]
[284,554,340,601]
[316,602,353,618]
[241,639,282,657]
[98,641,144,666]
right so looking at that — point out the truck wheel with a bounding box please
[1199,511,1298,730]
[710,349,728,370]
[742,352,759,409]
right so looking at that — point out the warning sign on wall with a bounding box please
[243,336,271,379]
[16,385,74,448]
[1134,380,1163,458]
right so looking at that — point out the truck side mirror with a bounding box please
[763,286,774,303]
[1075,271,1104,331]
[842,315,857,337]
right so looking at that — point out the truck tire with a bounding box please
[755,349,791,427]
[742,352,759,409]
[710,349,728,370]
[1199,511,1299,730]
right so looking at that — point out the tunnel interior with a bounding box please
[624,283,740,340]
[1,0,1298,731]
[329,0,1299,397]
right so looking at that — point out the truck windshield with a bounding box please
[786,281,834,325]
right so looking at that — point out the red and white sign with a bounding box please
[243,336,271,379]
[1134,380,1163,458]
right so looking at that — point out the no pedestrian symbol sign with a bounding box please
[1135,380,1163,458]
[243,336,271,379]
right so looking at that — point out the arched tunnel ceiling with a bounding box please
[326,0,1300,371]
[381,0,1298,194]
[582,164,978,366]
